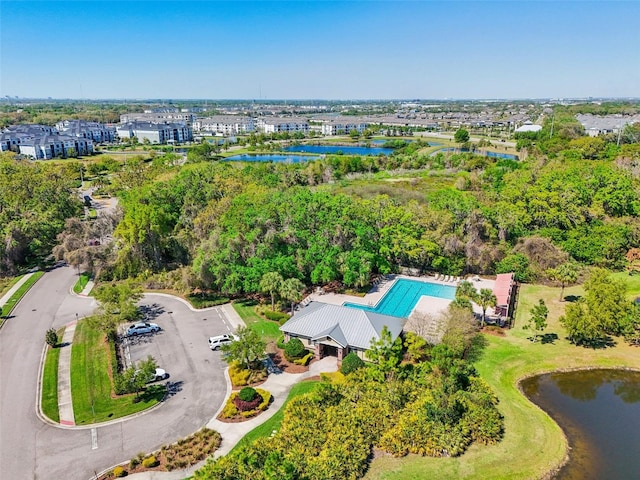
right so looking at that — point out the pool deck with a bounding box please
[305,274,496,318]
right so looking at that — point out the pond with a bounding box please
[283,145,394,156]
[224,153,319,163]
[434,147,518,160]
[521,369,640,479]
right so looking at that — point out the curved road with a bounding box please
[0,266,228,479]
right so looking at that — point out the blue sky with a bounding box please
[1,1,638,99]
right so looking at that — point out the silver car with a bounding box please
[126,322,160,336]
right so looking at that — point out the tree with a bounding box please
[454,128,470,143]
[45,328,58,347]
[626,248,640,275]
[91,282,143,339]
[524,299,548,342]
[548,262,580,301]
[259,272,283,311]
[221,326,266,370]
[366,326,403,381]
[456,280,477,302]
[440,306,480,358]
[279,278,305,315]
[476,288,497,327]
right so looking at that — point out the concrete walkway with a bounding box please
[0,272,35,312]
[125,356,339,479]
[79,280,94,297]
[57,320,77,426]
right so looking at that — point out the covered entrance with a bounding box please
[314,337,346,361]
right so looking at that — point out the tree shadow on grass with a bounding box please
[568,335,617,349]
[236,299,258,308]
[564,295,582,303]
[466,334,489,363]
[541,333,559,344]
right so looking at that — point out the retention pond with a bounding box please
[521,369,640,480]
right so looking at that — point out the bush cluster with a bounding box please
[340,352,365,375]
[293,352,314,366]
[238,387,258,402]
[234,387,261,412]
[220,389,271,420]
[284,338,307,361]
[263,310,289,323]
[162,428,221,471]
[112,466,126,478]
[228,362,251,387]
[141,456,158,468]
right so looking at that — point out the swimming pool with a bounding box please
[344,278,457,318]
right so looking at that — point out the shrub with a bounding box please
[264,310,289,323]
[234,391,263,412]
[276,335,287,349]
[45,328,58,347]
[112,466,127,477]
[284,338,306,360]
[238,387,258,402]
[293,352,314,366]
[220,394,239,418]
[340,352,365,375]
[228,362,251,387]
[256,388,272,411]
[141,455,158,468]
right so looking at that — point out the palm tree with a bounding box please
[280,278,305,315]
[477,288,497,327]
[548,262,580,301]
[259,272,283,311]
[456,280,477,301]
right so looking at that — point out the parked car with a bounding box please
[135,367,168,383]
[126,322,160,336]
[209,333,237,350]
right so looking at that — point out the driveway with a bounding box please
[0,266,230,480]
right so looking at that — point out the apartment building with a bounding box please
[258,117,309,134]
[116,121,193,144]
[0,124,93,159]
[56,120,116,143]
[193,115,255,135]
[119,112,196,124]
[319,117,368,135]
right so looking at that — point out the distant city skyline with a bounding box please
[1,1,638,100]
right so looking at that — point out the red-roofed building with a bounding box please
[493,273,515,318]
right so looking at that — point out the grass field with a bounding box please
[232,300,281,342]
[0,274,21,298]
[72,272,91,294]
[364,280,640,480]
[231,380,320,453]
[41,327,65,423]
[70,320,164,425]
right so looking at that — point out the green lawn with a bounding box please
[70,320,164,425]
[0,274,22,298]
[232,300,282,342]
[72,272,91,294]
[231,380,320,453]
[41,327,65,423]
[611,271,640,299]
[0,271,43,324]
[364,282,640,480]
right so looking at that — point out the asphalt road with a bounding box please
[0,266,229,479]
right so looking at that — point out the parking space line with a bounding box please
[91,428,98,450]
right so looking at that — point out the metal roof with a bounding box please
[280,302,405,350]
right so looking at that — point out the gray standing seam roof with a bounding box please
[280,302,405,350]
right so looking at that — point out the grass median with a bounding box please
[72,272,91,294]
[364,281,640,480]
[71,320,164,425]
[0,271,43,326]
[41,327,66,423]
[231,380,320,453]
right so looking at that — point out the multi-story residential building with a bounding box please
[116,121,193,144]
[193,116,255,135]
[119,112,196,124]
[319,117,368,136]
[0,124,93,159]
[56,120,116,143]
[258,117,309,134]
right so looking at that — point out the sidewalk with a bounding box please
[79,280,95,297]
[125,356,339,479]
[0,272,35,311]
[57,320,77,426]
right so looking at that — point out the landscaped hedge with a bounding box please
[293,352,314,366]
[228,361,267,387]
[284,338,306,361]
[340,352,365,375]
[220,388,271,420]
[263,310,290,323]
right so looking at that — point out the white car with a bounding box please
[135,367,168,383]
[209,334,237,350]
[126,322,160,336]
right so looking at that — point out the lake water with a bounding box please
[521,369,640,480]
[224,153,319,163]
[434,147,518,160]
[283,145,394,156]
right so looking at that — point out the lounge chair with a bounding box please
[455,276,461,283]
[434,274,440,281]
[444,275,450,282]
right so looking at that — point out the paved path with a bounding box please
[0,271,35,311]
[57,320,77,426]
[79,280,95,296]
[125,357,339,479]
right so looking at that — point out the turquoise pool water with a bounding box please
[344,278,457,318]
